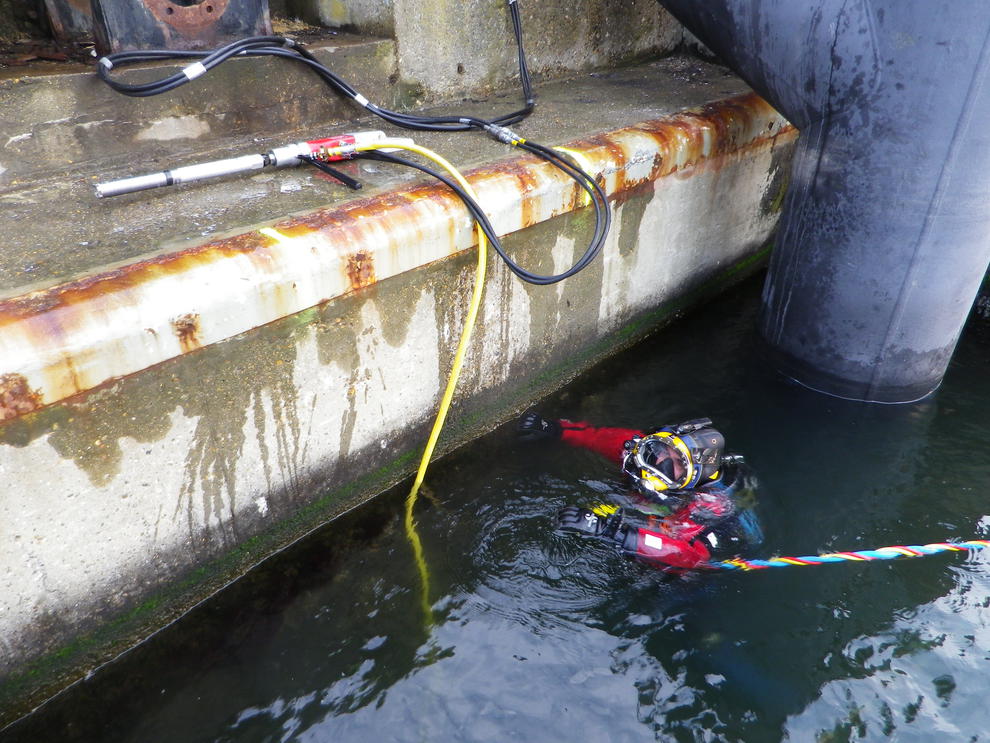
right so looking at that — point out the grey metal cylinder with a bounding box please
[658,0,990,402]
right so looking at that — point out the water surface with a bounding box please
[7,275,990,742]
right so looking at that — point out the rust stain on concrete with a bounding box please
[0,93,789,327]
[345,252,376,291]
[171,313,202,353]
[0,232,261,327]
[0,373,43,421]
[0,92,794,423]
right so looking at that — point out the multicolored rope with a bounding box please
[706,540,990,571]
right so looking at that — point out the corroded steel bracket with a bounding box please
[91,0,272,54]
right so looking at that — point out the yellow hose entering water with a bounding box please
[353,139,489,625]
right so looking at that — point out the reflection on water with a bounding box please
[6,274,990,742]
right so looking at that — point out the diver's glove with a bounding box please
[556,506,622,540]
[516,411,562,442]
[556,506,711,569]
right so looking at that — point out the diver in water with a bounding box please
[517,412,764,571]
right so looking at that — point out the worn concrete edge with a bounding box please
[0,55,754,296]
[0,240,771,727]
[0,92,793,424]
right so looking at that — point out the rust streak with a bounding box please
[171,313,202,354]
[0,373,43,421]
[598,138,630,191]
[345,252,377,291]
[479,161,542,229]
[0,232,263,328]
[145,0,231,33]
[570,93,789,182]
[0,92,793,402]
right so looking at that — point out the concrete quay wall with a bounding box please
[0,63,796,722]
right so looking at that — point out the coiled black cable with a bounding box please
[95,0,610,285]
[97,5,532,130]
[356,149,608,285]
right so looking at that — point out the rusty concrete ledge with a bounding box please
[0,92,792,423]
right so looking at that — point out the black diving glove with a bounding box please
[556,506,622,539]
[516,410,562,442]
[557,506,659,557]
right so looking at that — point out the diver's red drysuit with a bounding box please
[557,420,758,570]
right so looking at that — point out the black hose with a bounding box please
[97,4,531,130]
[299,155,362,190]
[355,149,608,286]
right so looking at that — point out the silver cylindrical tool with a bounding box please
[95,131,387,198]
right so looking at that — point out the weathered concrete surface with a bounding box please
[0,55,742,294]
[0,56,795,722]
[393,0,681,101]
[274,0,397,37]
[0,34,400,189]
[0,90,789,417]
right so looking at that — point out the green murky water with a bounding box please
[7,274,990,742]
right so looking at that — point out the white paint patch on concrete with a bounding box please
[598,197,652,334]
[76,119,117,131]
[135,116,212,142]
[282,290,444,474]
[4,133,32,148]
[472,260,533,391]
[505,269,534,372]
[551,233,578,309]
[290,333,348,461]
[0,407,199,670]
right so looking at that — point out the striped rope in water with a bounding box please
[706,540,990,571]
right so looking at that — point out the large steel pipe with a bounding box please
[658,0,990,402]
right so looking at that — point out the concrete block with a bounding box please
[393,0,683,101]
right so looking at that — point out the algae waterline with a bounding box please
[6,274,990,741]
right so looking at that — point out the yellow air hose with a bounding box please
[349,139,489,625]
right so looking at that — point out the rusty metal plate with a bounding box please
[91,0,272,54]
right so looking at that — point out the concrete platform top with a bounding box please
[0,53,746,296]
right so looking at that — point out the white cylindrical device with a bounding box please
[94,130,390,198]
[96,154,267,198]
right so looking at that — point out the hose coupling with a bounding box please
[483,123,525,146]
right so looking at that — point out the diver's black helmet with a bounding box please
[621,418,725,496]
